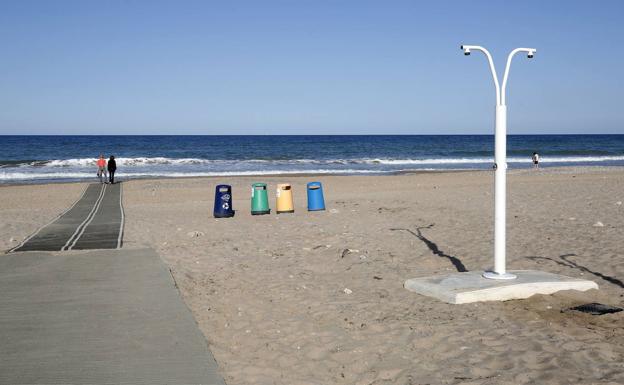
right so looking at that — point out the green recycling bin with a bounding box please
[251,183,270,215]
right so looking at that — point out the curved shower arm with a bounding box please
[462,45,501,106]
[501,48,536,105]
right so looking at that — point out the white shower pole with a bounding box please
[460,45,536,280]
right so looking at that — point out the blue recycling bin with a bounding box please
[307,182,325,211]
[214,184,235,218]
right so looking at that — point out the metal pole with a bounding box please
[482,105,516,280]
[496,105,508,276]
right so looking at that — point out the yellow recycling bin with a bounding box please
[276,183,294,214]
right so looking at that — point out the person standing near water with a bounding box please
[532,152,540,169]
[96,154,108,184]
[107,155,117,184]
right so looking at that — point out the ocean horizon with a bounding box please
[2,134,623,184]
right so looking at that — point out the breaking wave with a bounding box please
[0,169,400,181]
[1,155,623,183]
[3,155,624,169]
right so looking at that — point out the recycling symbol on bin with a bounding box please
[221,194,230,201]
[222,202,230,210]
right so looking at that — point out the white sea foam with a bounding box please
[0,169,391,181]
[43,157,217,167]
[2,155,623,182]
[11,155,624,169]
[359,156,624,164]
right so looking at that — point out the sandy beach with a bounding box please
[2,167,623,385]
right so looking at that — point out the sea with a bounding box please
[1,135,623,184]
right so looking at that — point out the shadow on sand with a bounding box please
[390,224,468,273]
[526,254,624,289]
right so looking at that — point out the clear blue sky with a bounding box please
[1,0,623,135]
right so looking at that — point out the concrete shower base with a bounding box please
[404,270,598,304]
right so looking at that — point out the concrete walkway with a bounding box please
[0,248,225,385]
[10,183,124,252]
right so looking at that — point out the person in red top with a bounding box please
[96,154,108,184]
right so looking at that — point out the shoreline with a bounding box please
[2,164,624,188]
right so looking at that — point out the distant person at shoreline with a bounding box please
[107,155,117,184]
[96,154,107,184]
[532,152,540,169]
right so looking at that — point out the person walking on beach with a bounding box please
[96,154,108,184]
[107,155,117,184]
[532,152,540,169]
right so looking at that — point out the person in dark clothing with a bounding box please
[107,155,117,184]
[532,152,540,169]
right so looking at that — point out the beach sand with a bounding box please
[2,168,623,384]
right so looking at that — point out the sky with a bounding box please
[0,0,623,135]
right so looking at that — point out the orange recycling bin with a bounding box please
[276,183,294,214]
